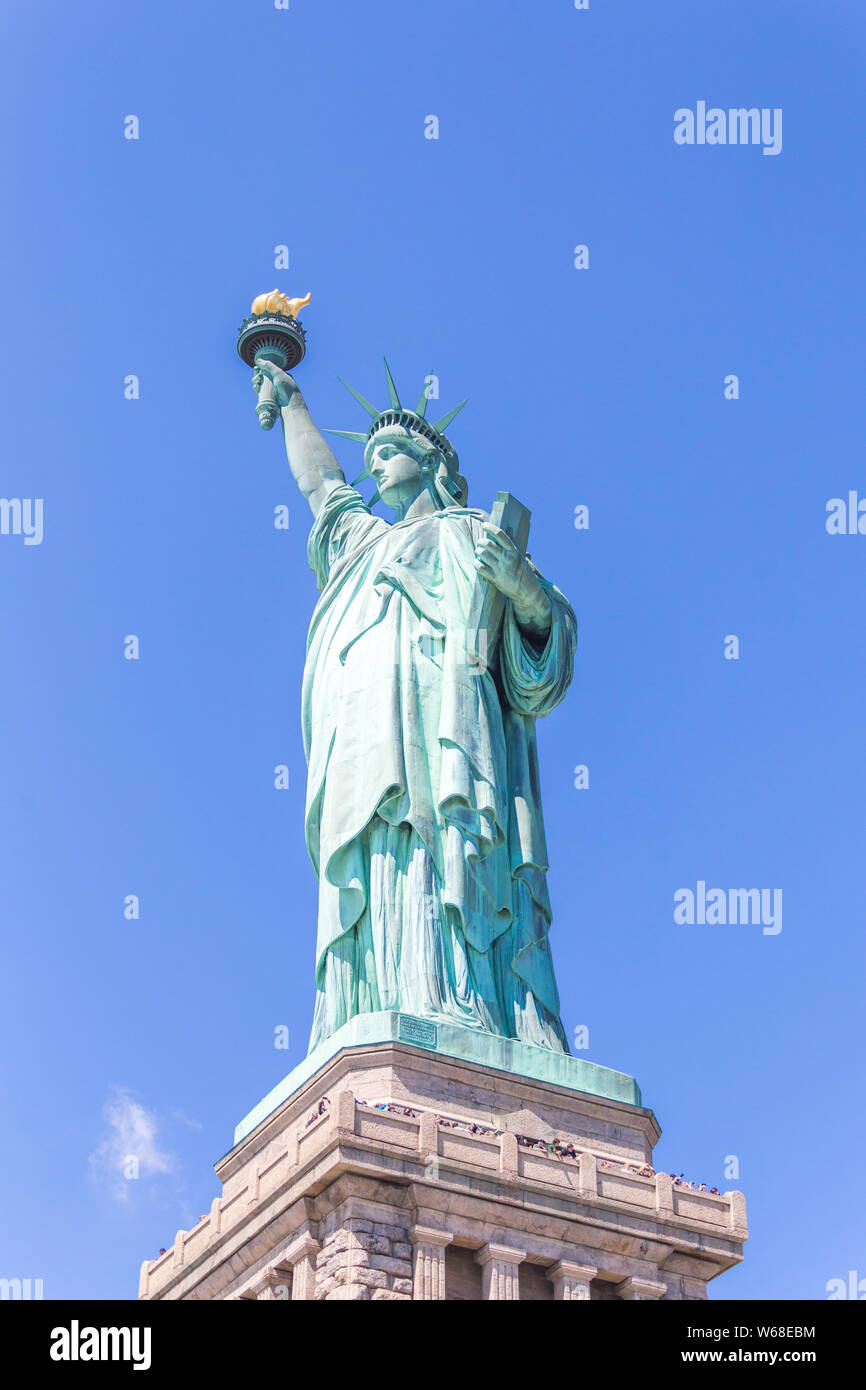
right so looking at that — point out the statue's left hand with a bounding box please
[474,522,531,601]
[474,523,552,637]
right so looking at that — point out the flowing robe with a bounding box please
[303,483,576,1054]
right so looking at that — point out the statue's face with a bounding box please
[369,435,425,510]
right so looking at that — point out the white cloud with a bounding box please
[89,1086,175,1202]
[169,1108,203,1131]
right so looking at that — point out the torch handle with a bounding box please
[253,349,285,431]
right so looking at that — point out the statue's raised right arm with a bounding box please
[253,360,345,519]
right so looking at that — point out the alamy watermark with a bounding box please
[0,497,43,545]
[674,103,782,157]
[50,1323,151,1370]
[826,1270,866,1300]
[674,881,782,935]
[1,1277,43,1300]
[826,492,866,535]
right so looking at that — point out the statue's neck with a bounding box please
[391,486,441,523]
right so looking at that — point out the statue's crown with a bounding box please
[325,359,467,456]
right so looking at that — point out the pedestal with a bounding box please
[139,1018,747,1301]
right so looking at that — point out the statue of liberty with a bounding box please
[253,355,577,1057]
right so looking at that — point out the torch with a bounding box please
[237,290,311,430]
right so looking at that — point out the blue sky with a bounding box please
[1,0,863,1300]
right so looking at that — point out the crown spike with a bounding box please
[337,377,380,419]
[349,466,371,486]
[324,429,370,444]
[415,374,433,418]
[383,358,401,410]
[432,398,469,433]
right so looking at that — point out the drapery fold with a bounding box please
[302,483,576,1053]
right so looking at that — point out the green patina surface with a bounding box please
[250,356,582,1063]
[233,1013,643,1146]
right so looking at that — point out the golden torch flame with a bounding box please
[251,289,312,319]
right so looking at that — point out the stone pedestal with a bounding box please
[139,1024,747,1301]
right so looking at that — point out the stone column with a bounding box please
[548,1260,597,1301]
[498,1130,519,1180]
[417,1111,439,1180]
[728,1189,748,1241]
[332,1089,356,1139]
[476,1243,524,1300]
[619,1275,666,1301]
[578,1151,597,1198]
[410,1226,453,1300]
[256,1266,293,1301]
[655,1172,674,1214]
[288,1233,321,1301]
